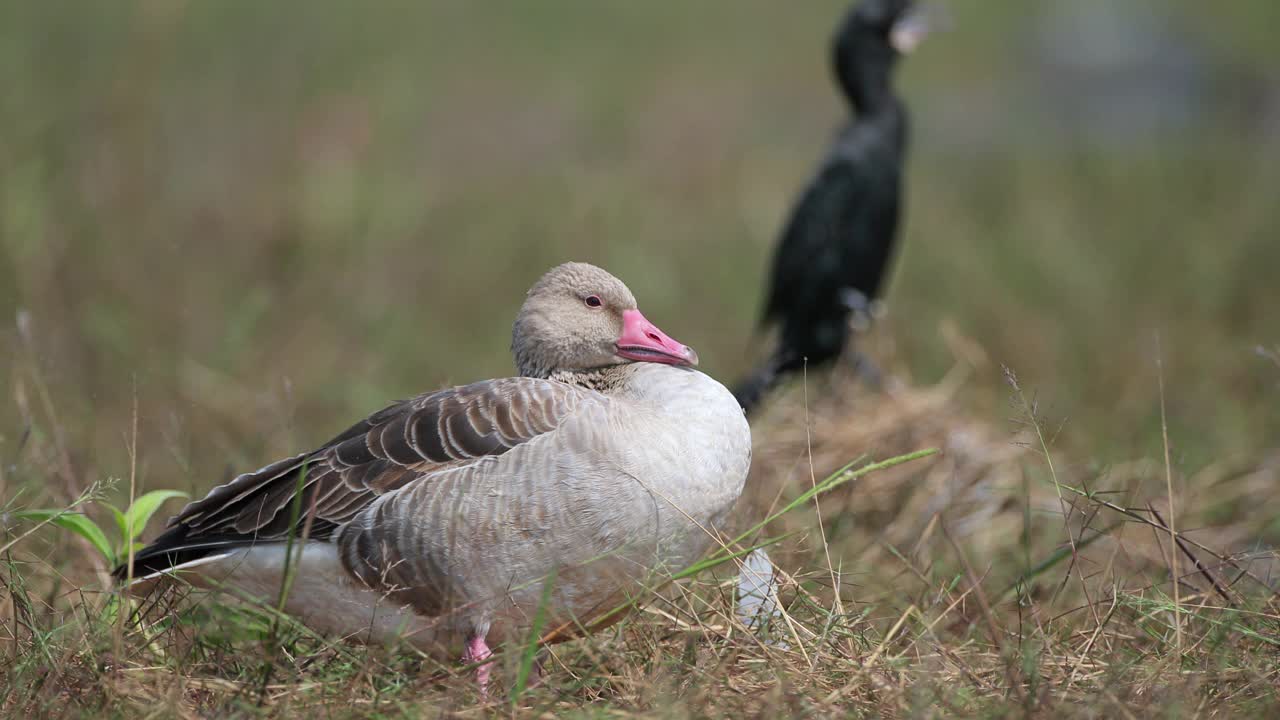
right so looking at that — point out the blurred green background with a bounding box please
[1,1,1277,503]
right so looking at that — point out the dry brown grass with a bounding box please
[4,339,1278,718]
[734,344,1280,716]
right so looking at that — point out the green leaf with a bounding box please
[13,510,115,563]
[104,503,128,543]
[121,490,188,542]
[101,594,122,625]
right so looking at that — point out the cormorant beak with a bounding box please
[889,3,942,54]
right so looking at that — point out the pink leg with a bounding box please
[462,633,494,694]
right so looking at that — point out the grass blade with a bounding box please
[512,566,556,705]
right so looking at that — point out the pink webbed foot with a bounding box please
[462,633,494,695]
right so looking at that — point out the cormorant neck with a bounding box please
[834,32,899,116]
[848,73,896,116]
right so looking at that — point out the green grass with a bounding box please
[2,1,1279,717]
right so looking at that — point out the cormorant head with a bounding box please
[832,0,931,109]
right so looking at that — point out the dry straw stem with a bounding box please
[1155,337,1183,656]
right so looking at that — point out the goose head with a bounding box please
[512,262,698,379]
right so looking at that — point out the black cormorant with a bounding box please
[734,0,929,413]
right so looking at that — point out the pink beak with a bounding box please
[616,309,699,367]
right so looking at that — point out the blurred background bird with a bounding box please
[733,0,931,414]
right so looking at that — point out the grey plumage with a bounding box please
[118,263,752,661]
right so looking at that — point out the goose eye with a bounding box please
[584,295,603,308]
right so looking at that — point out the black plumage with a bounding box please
[735,0,924,413]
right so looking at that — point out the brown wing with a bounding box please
[117,377,589,577]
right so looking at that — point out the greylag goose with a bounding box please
[116,262,751,690]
